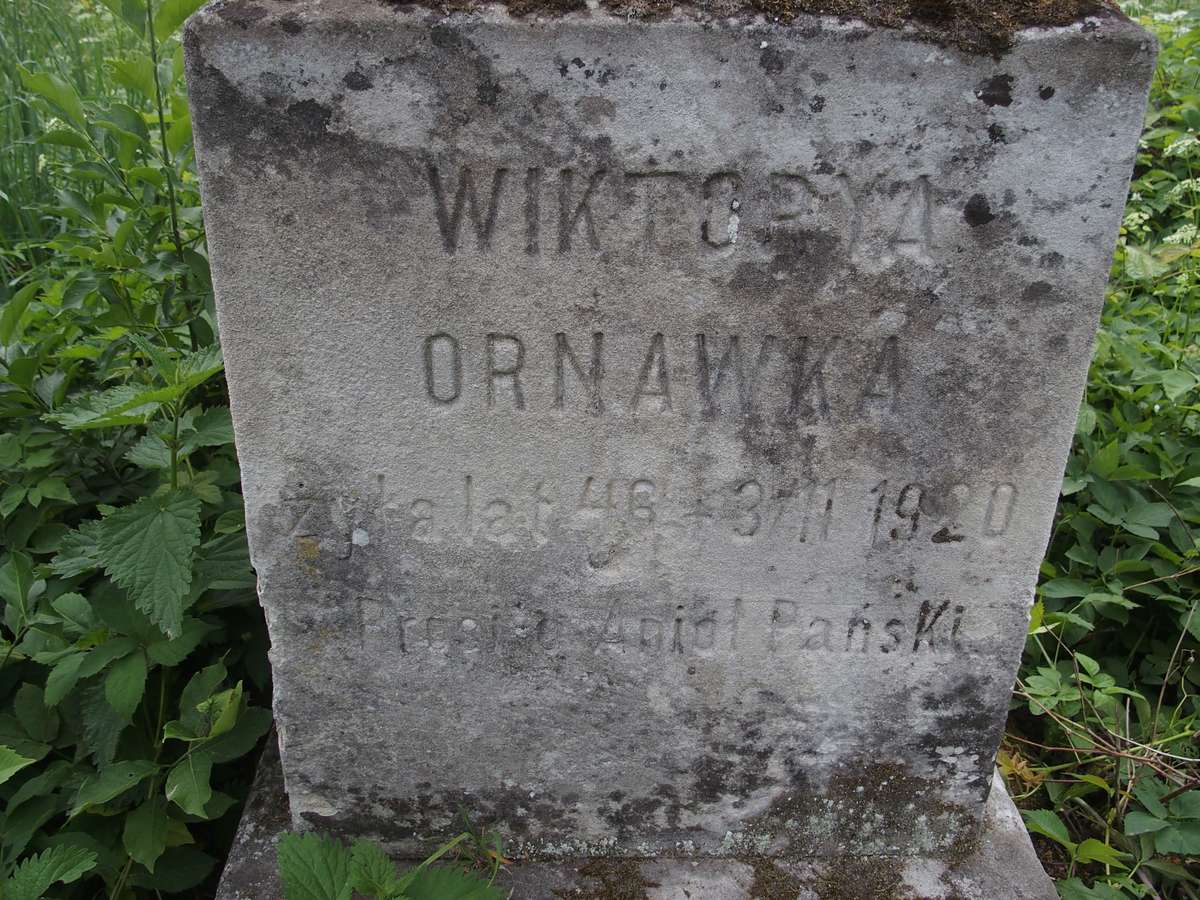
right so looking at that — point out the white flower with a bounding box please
[1164,224,1198,246]
[1164,135,1200,159]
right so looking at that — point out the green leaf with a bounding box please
[125,434,173,469]
[165,752,213,816]
[1169,790,1200,820]
[70,760,158,817]
[405,864,507,900]
[50,520,104,577]
[1040,578,1093,599]
[124,798,170,872]
[278,833,353,900]
[16,66,87,130]
[79,682,128,764]
[96,491,201,637]
[1160,369,1196,401]
[0,745,37,786]
[105,650,147,719]
[178,662,227,734]
[97,0,147,33]
[128,847,216,891]
[51,592,97,634]
[181,405,234,452]
[1124,811,1169,835]
[4,846,98,900]
[350,840,402,897]
[44,653,85,707]
[153,0,207,40]
[14,684,57,743]
[0,283,39,345]
[1022,808,1074,850]
[1073,837,1129,868]
[201,705,272,763]
[1125,244,1168,280]
[1155,821,1200,855]
[107,54,156,98]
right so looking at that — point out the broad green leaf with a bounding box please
[277,833,353,900]
[4,845,98,900]
[1169,791,1200,820]
[1160,369,1196,401]
[107,55,156,98]
[181,406,234,451]
[51,593,97,635]
[50,520,104,577]
[14,684,57,743]
[350,839,402,897]
[1022,808,1074,849]
[105,650,148,719]
[44,653,85,707]
[78,636,139,678]
[1154,821,1200,855]
[125,434,173,469]
[1124,244,1168,280]
[0,283,39,345]
[165,752,213,816]
[97,0,147,33]
[201,706,272,763]
[16,66,87,130]
[96,491,201,637]
[1124,811,1169,835]
[153,0,207,40]
[178,661,227,734]
[405,864,507,900]
[197,682,242,739]
[44,383,171,430]
[147,617,213,666]
[1040,578,1093,599]
[70,760,157,817]
[128,847,216,891]
[1073,837,1129,868]
[1027,599,1044,635]
[79,682,128,765]
[0,745,37,786]
[124,798,170,872]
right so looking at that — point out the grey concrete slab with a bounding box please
[186,0,1153,862]
[216,737,1057,898]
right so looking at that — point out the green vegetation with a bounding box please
[276,828,507,899]
[0,0,268,895]
[0,0,1196,898]
[1003,3,1200,897]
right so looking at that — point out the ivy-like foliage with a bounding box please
[0,0,271,895]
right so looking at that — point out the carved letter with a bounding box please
[427,165,507,253]
[913,599,952,651]
[554,332,605,414]
[631,332,672,412]
[788,337,837,420]
[558,169,605,252]
[696,334,746,419]
[859,336,901,413]
[423,332,462,404]
[485,333,525,409]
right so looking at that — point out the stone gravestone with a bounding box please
[184,0,1155,895]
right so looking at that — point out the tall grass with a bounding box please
[0,0,132,258]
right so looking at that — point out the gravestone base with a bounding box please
[215,738,1055,900]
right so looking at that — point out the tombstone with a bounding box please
[184,0,1155,895]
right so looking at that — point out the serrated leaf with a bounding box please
[178,662,226,734]
[0,745,37,786]
[125,433,173,468]
[350,840,402,896]
[44,382,181,430]
[50,520,104,577]
[147,617,214,666]
[181,405,234,452]
[165,752,212,816]
[105,650,147,719]
[96,491,201,637]
[124,798,170,872]
[4,845,98,900]
[79,681,127,764]
[278,833,353,900]
[70,760,157,817]
[51,592,97,635]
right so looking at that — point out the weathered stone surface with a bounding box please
[216,737,1057,899]
[186,0,1154,860]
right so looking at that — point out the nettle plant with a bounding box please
[0,0,269,896]
[276,830,508,900]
